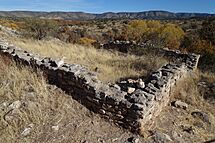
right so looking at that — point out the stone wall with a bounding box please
[102,41,200,70]
[0,41,200,133]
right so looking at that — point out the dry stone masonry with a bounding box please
[0,40,200,133]
[102,40,200,70]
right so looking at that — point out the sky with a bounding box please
[0,0,214,13]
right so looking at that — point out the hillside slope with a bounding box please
[0,10,214,20]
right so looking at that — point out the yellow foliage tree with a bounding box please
[145,20,162,42]
[126,20,148,41]
[159,23,185,49]
[146,20,161,32]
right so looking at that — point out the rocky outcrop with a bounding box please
[0,41,200,133]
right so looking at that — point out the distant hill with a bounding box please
[0,10,214,20]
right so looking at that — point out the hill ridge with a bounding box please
[0,10,214,20]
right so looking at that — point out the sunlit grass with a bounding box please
[9,37,167,83]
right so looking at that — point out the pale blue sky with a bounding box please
[0,0,214,13]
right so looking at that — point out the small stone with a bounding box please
[112,138,118,142]
[0,102,9,110]
[8,100,22,109]
[21,124,34,137]
[152,131,172,143]
[119,80,127,84]
[100,109,106,114]
[127,87,136,94]
[137,79,145,89]
[52,125,59,131]
[21,128,31,137]
[172,100,188,110]
[126,137,139,143]
[128,79,137,84]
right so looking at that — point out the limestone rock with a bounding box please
[8,100,22,110]
[125,136,139,143]
[137,79,145,89]
[21,127,31,137]
[172,100,188,110]
[128,79,137,84]
[21,123,34,137]
[127,87,136,94]
[151,131,172,143]
[52,125,59,131]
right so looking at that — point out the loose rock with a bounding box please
[127,87,136,94]
[8,100,22,110]
[137,79,145,89]
[172,100,188,110]
[125,136,139,143]
[151,131,172,143]
[21,124,34,137]
[52,125,59,131]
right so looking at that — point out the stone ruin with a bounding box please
[0,40,200,134]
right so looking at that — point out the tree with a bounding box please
[23,18,58,40]
[126,20,148,41]
[199,20,215,45]
[145,20,162,43]
[159,23,185,49]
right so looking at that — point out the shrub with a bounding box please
[199,52,215,72]
[0,19,20,30]
[199,20,215,45]
[124,20,185,49]
[78,37,96,46]
[22,18,58,40]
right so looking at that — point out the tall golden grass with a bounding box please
[9,37,167,83]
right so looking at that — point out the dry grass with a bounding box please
[8,37,167,83]
[149,73,215,142]
[0,56,140,143]
[198,70,215,83]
